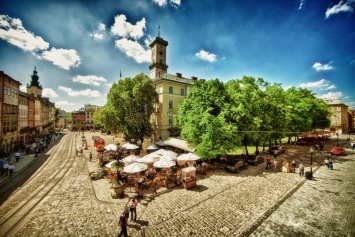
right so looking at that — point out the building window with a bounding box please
[168,100,173,109]
[169,86,173,94]
[4,86,6,95]
[168,115,174,126]
[181,88,185,96]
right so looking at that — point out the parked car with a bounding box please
[329,146,346,156]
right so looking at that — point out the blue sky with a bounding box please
[0,0,354,112]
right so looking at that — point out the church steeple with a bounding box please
[28,66,42,88]
[149,27,168,79]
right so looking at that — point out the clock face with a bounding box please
[159,51,163,56]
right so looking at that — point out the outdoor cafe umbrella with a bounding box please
[153,148,169,156]
[123,162,148,174]
[105,160,118,168]
[146,144,158,150]
[123,143,140,150]
[177,152,200,161]
[122,154,140,163]
[136,155,157,164]
[153,159,176,168]
[104,144,117,151]
[159,153,177,161]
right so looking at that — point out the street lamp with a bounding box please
[309,146,314,178]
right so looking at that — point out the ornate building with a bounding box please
[149,36,196,141]
[0,71,22,155]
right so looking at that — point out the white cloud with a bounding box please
[312,62,334,71]
[43,88,59,98]
[72,75,107,86]
[318,91,342,101]
[59,86,101,97]
[41,48,81,70]
[325,0,354,18]
[115,38,150,63]
[90,23,106,40]
[55,101,75,106]
[298,0,306,10]
[153,0,181,7]
[299,79,336,90]
[195,49,217,62]
[111,14,146,40]
[0,15,49,53]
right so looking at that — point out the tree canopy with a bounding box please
[93,73,158,142]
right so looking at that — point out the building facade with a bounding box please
[327,100,349,134]
[149,36,196,141]
[0,71,22,155]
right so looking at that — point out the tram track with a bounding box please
[0,132,77,237]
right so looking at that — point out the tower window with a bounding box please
[169,100,173,109]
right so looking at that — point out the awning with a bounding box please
[163,137,196,152]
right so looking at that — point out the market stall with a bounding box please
[181,166,197,189]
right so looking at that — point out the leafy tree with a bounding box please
[176,79,241,159]
[105,73,158,143]
[226,76,268,155]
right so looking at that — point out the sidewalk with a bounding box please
[0,150,37,186]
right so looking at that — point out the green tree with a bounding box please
[105,73,158,143]
[176,79,241,159]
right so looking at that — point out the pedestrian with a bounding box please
[266,157,272,169]
[273,159,278,171]
[117,211,128,237]
[124,201,130,220]
[89,152,93,162]
[299,162,305,177]
[15,152,20,162]
[328,158,333,170]
[324,157,329,169]
[0,158,5,176]
[291,160,297,173]
[352,142,355,150]
[320,143,324,151]
[3,162,9,176]
[273,149,278,159]
[129,198,138,221]
[8,163,14,177]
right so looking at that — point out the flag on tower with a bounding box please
[120,70,122,79]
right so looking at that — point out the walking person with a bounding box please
[8,163,14,177]
[3,162,9,176]
[124,200,130,220]
[328,158,333,170]
[273,159,278,171]
[89,152,93,162]
[117,211,128,237]
[291,160,297,173]
[273,149,278,159]
[324,157,329,169]
[129,198,138,221]
[266,157,271,169]
[299,162,305,177]
[15,152,20,162]
[0,158,5,176]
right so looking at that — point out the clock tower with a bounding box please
[149,36,168,79]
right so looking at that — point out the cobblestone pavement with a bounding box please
[2,131,355,237]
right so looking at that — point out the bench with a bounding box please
[225,160,248,173]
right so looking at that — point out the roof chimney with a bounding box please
[191,76,197,80]
[176,73,182,78]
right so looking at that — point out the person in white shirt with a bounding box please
[8,163,14,176]
[15,152,20,162]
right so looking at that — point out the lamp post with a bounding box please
[309,146,314,178]
[336,133,339,146]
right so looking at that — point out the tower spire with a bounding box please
[158,25,161,38]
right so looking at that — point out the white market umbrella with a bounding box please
[156,140,167,146]
[153,159,176,168]
[104,144,117,151]
[177,152,200,161]
[124,143,139,150]
[136,155,156,164]
[122,154,140,163]
[105,160,118,168]
[153,149,169,156]
[159,153,177,161]
[123,162,148,174]
[146,144,158,150]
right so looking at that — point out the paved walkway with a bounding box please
[1,132,355,236]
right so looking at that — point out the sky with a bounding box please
[0,0,354,112]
